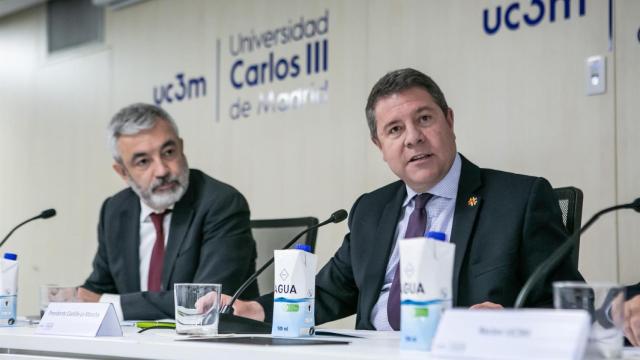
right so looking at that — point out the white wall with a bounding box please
[0,0,637,327]
[615,0,640,285]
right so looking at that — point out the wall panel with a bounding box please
[0,0,636,323]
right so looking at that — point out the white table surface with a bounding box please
[0,324,450,360]
[2,324,640,360]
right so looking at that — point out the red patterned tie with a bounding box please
[387,193,433,330]
[148,211,168,292]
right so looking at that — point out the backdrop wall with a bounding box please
[0,0,638,328]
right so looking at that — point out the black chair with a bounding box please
[553,186,584,267]
[250,217,319,295]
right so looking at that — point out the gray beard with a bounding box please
[128,168,190,211]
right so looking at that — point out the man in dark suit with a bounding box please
[78,103,258,320]
[624,283,640,346]
[225,68,582,329]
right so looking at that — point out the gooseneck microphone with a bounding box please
[221,209,348,315]
[0,209,57,249]
[514,198,640,308]
[217,209,347,334]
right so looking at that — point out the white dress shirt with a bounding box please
[99,200,172,321]
[370,153,461,330]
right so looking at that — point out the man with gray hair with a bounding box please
[78,103,258,320]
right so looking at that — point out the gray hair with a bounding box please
[365,68,449,140]
[107,103,179,162]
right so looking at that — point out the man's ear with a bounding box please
[372,136,381,150]
[112,162,128,182]
[446,107,455,129]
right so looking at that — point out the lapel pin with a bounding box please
[467,196,478,207]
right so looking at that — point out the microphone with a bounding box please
[0,209,57,249]
[514,198,640,308]
[218,209,348,334]
[40,209,57,219]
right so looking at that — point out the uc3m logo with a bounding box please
[153,72,206,106]
[483,0,586,35]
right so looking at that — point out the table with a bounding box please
[0,325,446,360]
[2,325,640,360]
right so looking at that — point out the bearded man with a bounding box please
[78,103,258,320]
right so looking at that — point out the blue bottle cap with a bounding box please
[425,231,446,241]
[294,244,312,253]
[3,253,17,261]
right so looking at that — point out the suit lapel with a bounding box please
[117,193,140,292]
[450,155,483,304]
[162,181,195,290]
[361,182,406,328]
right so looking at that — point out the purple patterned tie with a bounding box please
[387,193,433,330]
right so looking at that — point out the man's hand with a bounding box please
[76,287,101,302]
[624,295,640,346]
[195,293,266,321]
[469,301,504,310]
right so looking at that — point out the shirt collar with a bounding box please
[402,153,462,207]
[139,199,174,223]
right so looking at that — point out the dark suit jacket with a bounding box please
[627,283,640,300]
[258,155,583,329]
[83,169,258,320]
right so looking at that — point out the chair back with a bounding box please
[250,217,319,295]
[553,186,584,266]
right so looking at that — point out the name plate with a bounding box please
[36,302,122,337]
[431,309,590,360]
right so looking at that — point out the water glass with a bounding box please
[174,283,221,335]
[553,282,624,359]
[39,285,78,318]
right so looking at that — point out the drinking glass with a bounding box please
[174,283,221,335]
[39,285,78,318]
[553,282,624,359]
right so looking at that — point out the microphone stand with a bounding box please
[514,199,640,308]
[218,209,347,334]
[0,209,57,249]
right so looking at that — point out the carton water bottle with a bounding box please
[399,232,455,350]
[271,244,316,337]
[0,253,18,326]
